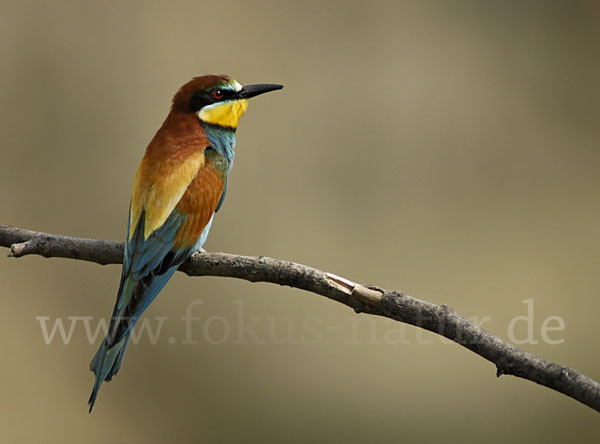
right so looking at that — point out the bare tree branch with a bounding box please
[1,223,599,413]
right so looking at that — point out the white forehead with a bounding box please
[231,79,243,92]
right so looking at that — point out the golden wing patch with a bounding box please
[130,150,204,240]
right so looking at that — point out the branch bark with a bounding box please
[1,223,599,413]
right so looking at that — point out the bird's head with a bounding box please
[172,75,283,130]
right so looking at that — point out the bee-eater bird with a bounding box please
[88,75,283,412]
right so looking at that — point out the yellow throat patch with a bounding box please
[198,99,249,129]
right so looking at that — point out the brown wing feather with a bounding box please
[173,160,226,250]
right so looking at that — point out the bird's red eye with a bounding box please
[212,89,224,99]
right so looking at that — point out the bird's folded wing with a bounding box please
[124,150,227,280]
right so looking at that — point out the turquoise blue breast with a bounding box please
[201,123,237,168]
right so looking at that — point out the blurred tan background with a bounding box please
[1,0,600,442]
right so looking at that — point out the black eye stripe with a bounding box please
[189,87,236,112]
[211,88,234,100]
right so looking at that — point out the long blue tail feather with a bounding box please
[88,332,131,412]
[87,265,178,412]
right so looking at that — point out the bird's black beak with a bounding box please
[238,83,284,99]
